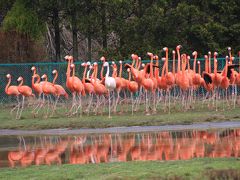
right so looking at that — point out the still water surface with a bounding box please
[0,128,239,168]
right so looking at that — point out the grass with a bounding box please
[0,158,239,180]
[0,101,240,130]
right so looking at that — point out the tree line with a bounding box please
[0,0,239,63]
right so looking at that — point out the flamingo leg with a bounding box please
[86,94,93,116]
[35,94,45,115]
[108,91,111,118]
[11,95,20,116]
[17,96,25,120]
[51,96,59,117]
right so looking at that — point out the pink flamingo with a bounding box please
[81,62,95,114]
[5,74,20,118]
[41,74,56,117]
[17,76,34,119]
[31,66,44,115]
[52,69,68,114]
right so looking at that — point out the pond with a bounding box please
[0,128,239,168]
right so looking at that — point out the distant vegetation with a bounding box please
[0,0,240,62]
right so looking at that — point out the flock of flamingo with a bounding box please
[6,129,240,167]
[4,45,240,119]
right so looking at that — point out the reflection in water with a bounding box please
[0,128,240,168]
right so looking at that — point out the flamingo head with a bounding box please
[176,45,182,50]
[197,61,200,64]
[69,56,73,61]
[17,76,23,82]
[31,66,36,71]
[147,52,153,57]
[228,47,231,51]
[131,54,135,60]
[6,74,11,78]
[214,52,218,56]
[52,69,57,74]
[86,61,91,66]
[119,60,122,64]
[89,65,93,69]
[127,68,130,72]
[208,51,211,55]
[41,74,47,79]
[192,51,197,56]
[232,57,235,60]
[204,55,208,59]
[64,55,70,60]
[162,57,166,61]
[70,64,75,69]
[142,63,145,67]
[100,56,106,62]
[163,47,168,52]
[172,50,176,54]
[93,62,97,66]
[187,56,190,60]
[81,62,86,67]
[112,61,115,65]
[154,55,159,60]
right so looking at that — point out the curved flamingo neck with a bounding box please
[18,79,23,87]
[177,49,181,73]
[198,63,201,74]
[67,60,71,78]
[119,63,123,78]
[161,61,166,78]
[95,64,98,79]
[5,77,11,94]
[193,54,197,73]
[101,61,105,80]
[135,58,138,69]
[209,54,212,73]
[137,59,141,70]
[52,72,58,84]
[214,55,217,75]
[166,51,169,73]
[150,57,154,78]
[128,71,131,81]
[32,75,40,87]
[154,58,159,78]
[82,66,87,84]
[173,53,176,75]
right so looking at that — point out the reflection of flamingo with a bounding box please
[5,74,20,119]
[17,76,34,119]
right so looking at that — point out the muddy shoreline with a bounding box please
[0,121,239,136]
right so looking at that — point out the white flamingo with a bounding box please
[103,61,116,118]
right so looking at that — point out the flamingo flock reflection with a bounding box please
[5,46,240,119]
[3,128,240,168]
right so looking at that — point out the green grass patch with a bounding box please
[0,158,239,180]
[0,102,240,130]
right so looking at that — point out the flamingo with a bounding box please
[51,69,68,114]
[69,63,85,116]
[5,74,20,119]
[103,61,116,118]
[220,56,230,110]
[17,76,34,119]
[127,68,139,115]
[81,62,95,114]
[31,66,44,116]
[41,74,56,117]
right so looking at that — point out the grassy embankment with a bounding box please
[0,102,239,130]
[0,158,240,180]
